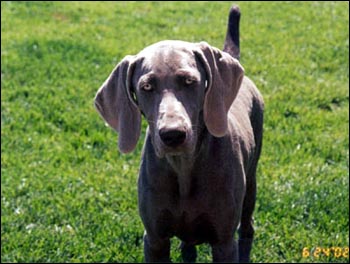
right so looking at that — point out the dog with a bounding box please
[95,5,263,262]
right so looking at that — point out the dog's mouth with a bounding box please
[162,145,189,156]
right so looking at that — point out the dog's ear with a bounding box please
[194,41,244,137]
[94,55,141,153]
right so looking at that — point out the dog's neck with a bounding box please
[165,154,194,198]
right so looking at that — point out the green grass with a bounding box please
[1,1,349,263]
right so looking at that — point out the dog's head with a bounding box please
[95,40,244,157]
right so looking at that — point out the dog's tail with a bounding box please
[223,5,241,60]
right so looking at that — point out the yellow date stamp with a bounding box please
[302,246,349,258]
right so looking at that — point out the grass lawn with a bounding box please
[1,1,349,263]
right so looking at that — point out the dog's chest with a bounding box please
[178,212,218,244]
[156,208,218,245]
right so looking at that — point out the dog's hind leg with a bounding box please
[238,177,256,263]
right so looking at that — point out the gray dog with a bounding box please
[95,5,263,263]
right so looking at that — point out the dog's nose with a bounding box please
[159,128,186,148]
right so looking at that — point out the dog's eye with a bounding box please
[142,83,153,91]
[183,76,198,86]
[185,78,194,85]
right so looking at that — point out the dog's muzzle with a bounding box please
[155,92,193,155]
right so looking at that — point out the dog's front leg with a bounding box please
[144,232,171,263]
[211,238,238,263]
